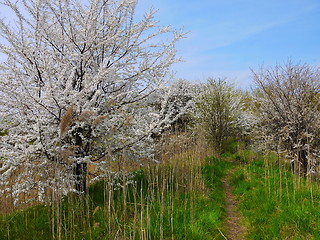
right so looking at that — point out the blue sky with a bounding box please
[1,0,319,89]
[137,0,320,88]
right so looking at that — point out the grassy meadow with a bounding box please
[230,153,320,239]
[1,138,320,239]
[0,136,231,240]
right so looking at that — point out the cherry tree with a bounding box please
[252,62,320,175]
[0,0,183,200]
[149,79,199,139]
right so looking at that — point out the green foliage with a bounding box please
[196,78,244,153]
[220,139,257,164]
[221,137,241,154]
[0,118,9,136]
[231,159,320,239]
[0,129,8,136]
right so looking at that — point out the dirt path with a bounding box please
[223,169,247,240]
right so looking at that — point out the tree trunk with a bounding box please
[299,149,308,176]
[74,162,87,194]
[74,128,87,194]
[291,149,308,176]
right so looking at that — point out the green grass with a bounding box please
[0,156,231,240]
[230,157,320,240]
[4,140,320,240]
[0,205,51,240]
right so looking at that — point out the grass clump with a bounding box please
[230,156,320,240]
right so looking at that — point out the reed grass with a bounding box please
[0,134,231,240]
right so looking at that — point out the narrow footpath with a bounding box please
[223,169,247,240]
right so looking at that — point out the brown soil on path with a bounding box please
[223,169,247,240]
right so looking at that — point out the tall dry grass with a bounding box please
[1,129,217,239]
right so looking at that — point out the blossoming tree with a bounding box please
[0,0,183,200]
[252,62,320,175]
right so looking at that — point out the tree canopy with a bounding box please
[252,62,320,175]
[0,0,183,200]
